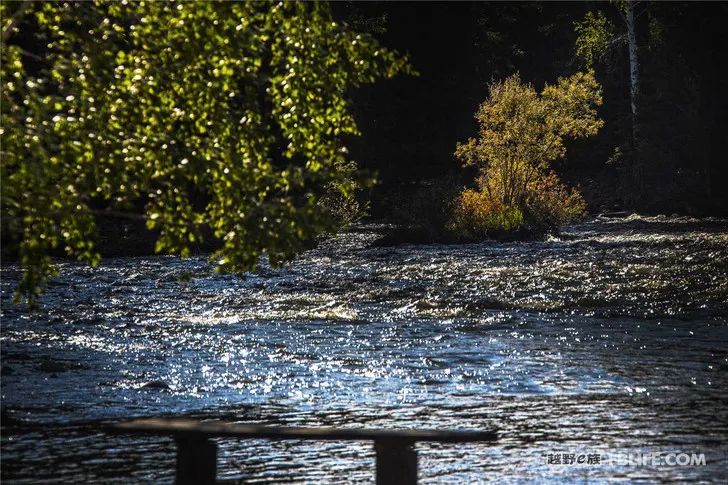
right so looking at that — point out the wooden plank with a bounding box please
[175,435,217,485]
[375,439,418,485]
[108,418,497,443]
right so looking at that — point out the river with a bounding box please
[2,215,727,483]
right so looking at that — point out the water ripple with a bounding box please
[2,215,727,483]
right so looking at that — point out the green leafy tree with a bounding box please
[1,1,412,305]
[574,11,619,69]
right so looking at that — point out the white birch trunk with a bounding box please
[626,0,640,147]
[625,0,643,200]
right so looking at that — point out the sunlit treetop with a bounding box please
[456,71,603,173]
[1,0,414,305]
[454,71,603,207]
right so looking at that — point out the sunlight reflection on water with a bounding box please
[1,215,727,483]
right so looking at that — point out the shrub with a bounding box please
[448,189,525,240]
[525,172,587,229]
[448,171,585,240]
[318,187,368,229]
[450,71,602,239]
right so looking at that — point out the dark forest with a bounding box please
[339,2,728,217]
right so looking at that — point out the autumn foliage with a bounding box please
[450,71,602,238]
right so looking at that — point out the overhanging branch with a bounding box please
[2,1,32,43]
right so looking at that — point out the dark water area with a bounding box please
[2,215,727,483]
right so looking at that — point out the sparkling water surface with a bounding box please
[2,215,727,483]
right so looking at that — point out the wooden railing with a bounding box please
[108,418,497,485]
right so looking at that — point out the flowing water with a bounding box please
[2,215,727,483]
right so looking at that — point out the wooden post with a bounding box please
[175,435,217,485]
[374,439,418,485]
[109,418,497,484]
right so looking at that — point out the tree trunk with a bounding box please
[625,0,644,205]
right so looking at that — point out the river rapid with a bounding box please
[1,215,727,483]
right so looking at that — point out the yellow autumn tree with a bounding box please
[450,71,603,238]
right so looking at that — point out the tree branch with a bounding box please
[2,1,32,43]
[90,210,147,222]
